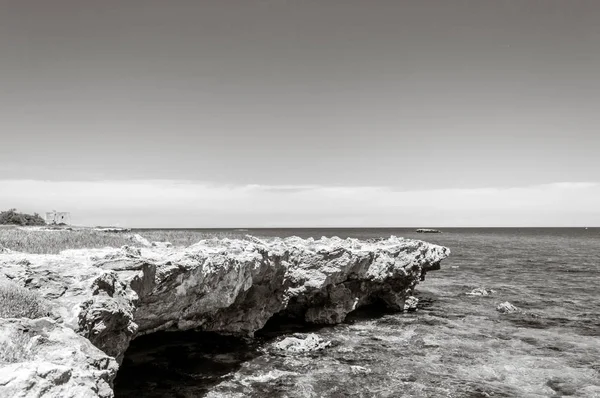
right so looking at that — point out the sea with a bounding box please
[114,228,600,398]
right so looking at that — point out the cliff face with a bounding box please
[0,236,450,397]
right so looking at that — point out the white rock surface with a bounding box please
[272,333,332,354]
[0,318,116,398]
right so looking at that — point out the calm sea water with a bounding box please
[115,228,600,398]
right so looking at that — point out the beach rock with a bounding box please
[404,296,419,311]
[0,235,450,397]
[496,301,520,313]
[271,333,331,354]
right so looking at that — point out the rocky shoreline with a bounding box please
[0,236,450,397]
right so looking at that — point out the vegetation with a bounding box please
[0,229,246,254]
[0,279,49,319]
[0,209,46,226]
[0,280,49,363]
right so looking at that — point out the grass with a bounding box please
[0,228,247,254]
[0,280,49,363]
[0,229,137,254]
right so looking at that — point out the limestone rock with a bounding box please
[0,318,117,398]
[403,296,419,311]
[271,333,332,354]
[0,235,450,397]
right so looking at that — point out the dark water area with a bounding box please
[116,228,600,397]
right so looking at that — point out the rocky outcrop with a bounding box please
[0,318,117,398]
[0,235,450,397]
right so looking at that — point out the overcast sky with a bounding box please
[1,1,599,227]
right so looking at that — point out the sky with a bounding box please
[1,0,599,227]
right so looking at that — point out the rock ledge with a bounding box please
[1,235,450,397]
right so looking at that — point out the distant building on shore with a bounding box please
[45,211,71,225]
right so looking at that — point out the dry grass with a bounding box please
[0,229,137,254]
[0,280,47,363]
[0,279,50,319]
[0,228,247,254]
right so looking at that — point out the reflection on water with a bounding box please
[116,228,600,397]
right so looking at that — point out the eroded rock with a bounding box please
[0,235,450,397]
[271,333,332,355]
[0,318,117,398]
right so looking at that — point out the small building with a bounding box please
[45,211,71,225]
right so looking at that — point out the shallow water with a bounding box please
[115,228,600,397]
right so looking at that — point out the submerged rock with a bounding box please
[0,235,450,397]
[466,288,496,296]
[496,301,520,314]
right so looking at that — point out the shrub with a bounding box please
[0,280,50,319]
[0,209,46,226]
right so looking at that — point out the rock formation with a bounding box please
[271,333,332,354]
[0,318,116,398]
[496,301,520,314]
[0,235,450,397]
